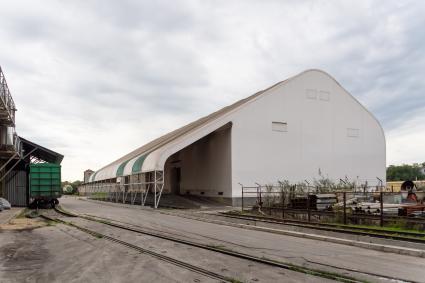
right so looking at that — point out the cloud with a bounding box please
[0,0,424,180]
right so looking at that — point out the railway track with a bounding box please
[40,212,233,282]
[218,212,425,243]
[49,206,368,283]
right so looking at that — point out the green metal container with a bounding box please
[29,163,62,200]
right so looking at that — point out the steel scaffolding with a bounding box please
[80,170,165,208]
[0,66,16,126]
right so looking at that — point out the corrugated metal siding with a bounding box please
[4,170,27,206]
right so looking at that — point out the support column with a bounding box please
[141,173,149,207]
[154,170,164,209]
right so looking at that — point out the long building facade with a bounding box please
[80,69,386,207]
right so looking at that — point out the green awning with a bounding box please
[132,154,147,174]
[116,160,130,177]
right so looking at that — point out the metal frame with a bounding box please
[0,148,37,182]
[153,170,164,209]
[82,170,165,208]
[0,66,16,126]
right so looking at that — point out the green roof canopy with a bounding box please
[132,154,147,174]
[116,160,130,177]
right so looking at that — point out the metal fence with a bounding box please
[241,184,425,229]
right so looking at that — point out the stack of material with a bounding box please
[0,198,11,211]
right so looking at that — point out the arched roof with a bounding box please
[88,69,385,183]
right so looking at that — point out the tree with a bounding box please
[386,163,425,181]
[71,180,82,189]
[61,180,83,195]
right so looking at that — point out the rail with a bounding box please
[41,212,233,282]
[50,207,364,283]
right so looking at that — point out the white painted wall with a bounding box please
[229,70,386,197]
[88,69,386,203]
[163,125,232,197]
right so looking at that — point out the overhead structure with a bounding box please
[0,66,22,199]
[19,137,63,164]
[0,66,64,206]
[81,69,386,207]
[0,66,16,127]
[3,137,63,206]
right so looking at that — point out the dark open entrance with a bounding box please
[164,123,232,198]
[170,167,181,194]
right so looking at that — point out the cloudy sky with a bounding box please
[0,1,424,181]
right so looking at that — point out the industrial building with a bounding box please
[80,69,386,207]
[0,66,63,206]
[83,169,94,183]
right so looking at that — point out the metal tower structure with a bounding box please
[0,66,22,197]
[0,66,16,126]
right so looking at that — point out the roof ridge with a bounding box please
[90,69,320,178]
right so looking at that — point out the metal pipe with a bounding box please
[343,192,347,225]
[281,188,285,219]
[307,194,311,223]
[380,191,384,227]
[239,183,244,212]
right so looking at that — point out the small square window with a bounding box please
[319,91,330,101]
[306,89,317,99]
[347,128,359,138]
[272,122,288,132]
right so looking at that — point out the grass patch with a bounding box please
[259,256,368,283]
[16,208,29,218]
[58,219,105,239]
[99,219,112,224]
[93,233,103,239]
[90,192,108,199]
[226,211,425,236]
[336,223,425,235]
[45,220,57,226]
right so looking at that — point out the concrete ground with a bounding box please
[0,224,221,283]
[2,196,425,282]
[60,196,425,283]
[66,216,330,283]
[0,200,332,283]
[0,207,23,225]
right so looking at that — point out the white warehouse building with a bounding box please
[83,69,386,207]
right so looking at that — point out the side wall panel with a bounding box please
[4,170,27,206]
[230,70,386,197]
[163,126,232,197]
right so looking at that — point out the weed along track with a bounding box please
[44,207,385,283]
[217,212,425,242]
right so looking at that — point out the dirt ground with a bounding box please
[0,217,47,231]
